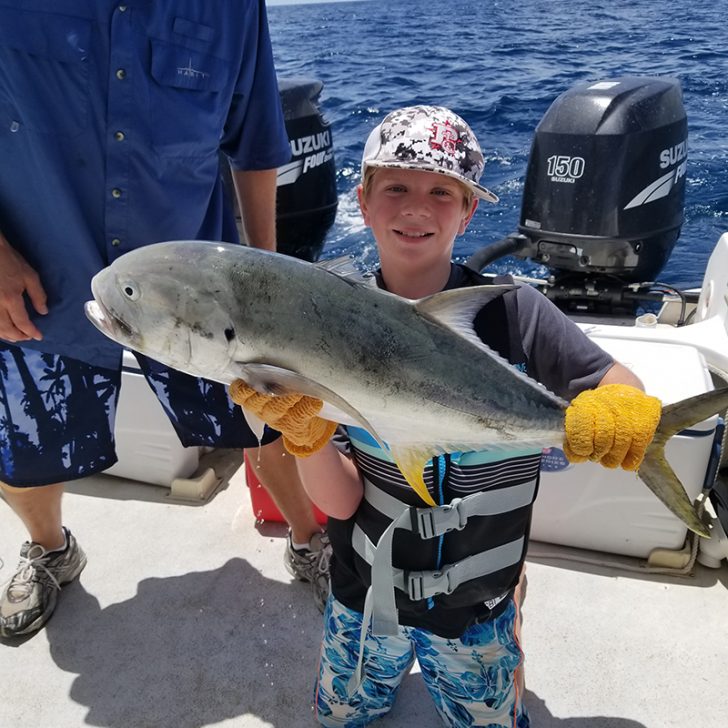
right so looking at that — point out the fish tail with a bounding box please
[639,441,709,537]
[657,387,728,440]
[638,387,728,538]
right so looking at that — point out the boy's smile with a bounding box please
[358,168,478,279]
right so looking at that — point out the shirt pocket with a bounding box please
[0,8,90,138]
[148,38,230,158]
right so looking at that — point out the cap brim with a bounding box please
[363,160,499,204]
[471,182,499,204]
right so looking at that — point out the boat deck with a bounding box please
[1,451,726,728]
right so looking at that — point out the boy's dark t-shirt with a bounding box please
[327,263,614,637]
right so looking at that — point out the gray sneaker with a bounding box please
[311,538,332,614]
[284,531,331,612]
[0,528,87,637]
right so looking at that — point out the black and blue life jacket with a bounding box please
[328,264,541,639]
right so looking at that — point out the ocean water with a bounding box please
[267,0,727,288]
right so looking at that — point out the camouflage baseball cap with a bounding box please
[361,105,498,203]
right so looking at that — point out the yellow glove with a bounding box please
[563,384,662,471]
[229,379,337,457]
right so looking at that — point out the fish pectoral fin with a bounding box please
[233,362,388,447]
[638,437,709,538]
[231,362,300,396]
[388,445,438,507]
[234,362,338,399]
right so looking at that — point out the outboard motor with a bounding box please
[505,76,687,314]
[276,78,338,262]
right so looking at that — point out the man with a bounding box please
[0,0,326,638]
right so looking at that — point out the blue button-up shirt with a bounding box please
[0,0,290,367]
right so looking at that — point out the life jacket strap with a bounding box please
[354,479,536,636]
[404,537,525,600]
[353,524,524,601]
[363,477,537,539]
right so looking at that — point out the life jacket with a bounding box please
[348,433,541,639]
[341,268,542,639]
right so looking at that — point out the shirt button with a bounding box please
[116,69,126,80]
[111,238,121,247]
[112,188,122,199]
[118,5,128,11]
[114,131,126,142]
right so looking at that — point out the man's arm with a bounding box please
[231,168,278,251]
[0,230,47,342]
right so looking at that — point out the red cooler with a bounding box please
[245,454,327,525]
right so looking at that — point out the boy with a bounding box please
[231,106,660,726]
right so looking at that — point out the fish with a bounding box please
[85,240,728,538]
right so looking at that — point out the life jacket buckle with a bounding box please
[406,565,456,601]
[410,498,467,539]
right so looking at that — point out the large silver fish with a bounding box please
[85,241,727,537]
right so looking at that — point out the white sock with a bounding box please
[46,528,68,554]
[291,539,310,551]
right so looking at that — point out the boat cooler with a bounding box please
[107,351,326,520]
[104,351,203,487]
[531,336,719,558]
[107,339,718,555]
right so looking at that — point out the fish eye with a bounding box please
[120,280,140,301]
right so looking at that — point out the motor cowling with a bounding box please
[516,76,687,282]
[276,78,337,262]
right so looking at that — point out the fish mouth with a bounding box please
[84,300,136,345]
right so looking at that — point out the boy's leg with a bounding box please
[314,596,415,726]
[412,600,529,728]
[513,565,528,696]
[0,345,119,637]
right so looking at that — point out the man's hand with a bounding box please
[229,379,337,457]
[0,233,47,342]
[564,383,662,471]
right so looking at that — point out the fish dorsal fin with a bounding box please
[316,255,376,286]
[414,284,568,409]
[414,284,516,348]
[234,362,389,452]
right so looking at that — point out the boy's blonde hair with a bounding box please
[361,167,475,210]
